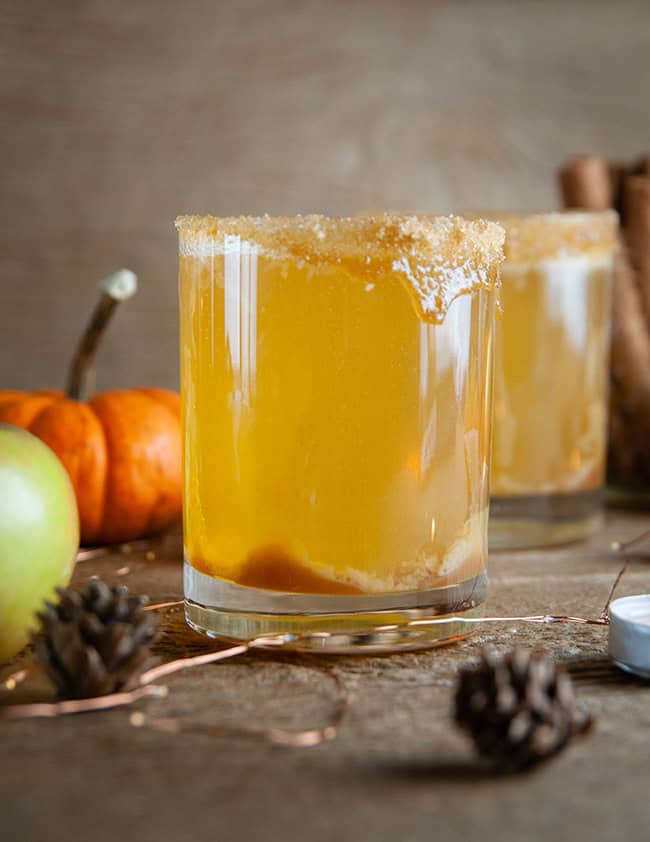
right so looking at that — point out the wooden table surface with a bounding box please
[2,508,650,842]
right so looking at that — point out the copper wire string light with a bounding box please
[0,528,647,747]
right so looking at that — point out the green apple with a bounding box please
[0,423,79,663]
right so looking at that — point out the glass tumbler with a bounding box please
[489,211,617,549]
[177,213,504,652]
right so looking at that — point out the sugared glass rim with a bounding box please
[176,212,505,322]
[485,209,618,264]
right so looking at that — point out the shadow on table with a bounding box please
[564,654,650,690]
[360,756,544,783]
[369,758,505,781]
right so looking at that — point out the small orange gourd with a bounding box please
[0,271,182,546]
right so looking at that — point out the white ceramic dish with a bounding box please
[608,594,650,679]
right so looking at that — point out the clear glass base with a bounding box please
[184,561,487,653]
[489,489,603,550]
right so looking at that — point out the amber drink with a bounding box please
[490,212,617,549]
[178,213,504,651]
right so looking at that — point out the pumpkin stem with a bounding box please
[66,269,138,401]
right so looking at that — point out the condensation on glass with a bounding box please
[489,211,617,549]
[177,213,504,651]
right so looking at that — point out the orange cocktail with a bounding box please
[490,211,616,548]
[178,213,504,651]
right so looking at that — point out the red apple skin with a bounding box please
[0,423,79,663]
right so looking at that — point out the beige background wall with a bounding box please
[1,0,649,392]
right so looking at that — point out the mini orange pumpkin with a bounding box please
[0,271,182,546]
[0,388,181,545]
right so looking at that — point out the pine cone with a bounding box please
[33,581,159,699]
[454,649,592,772]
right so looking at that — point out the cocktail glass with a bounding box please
[177,213,504,651]
[489,211,617,549]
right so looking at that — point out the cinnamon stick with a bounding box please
[631,156,650,177]
[624,175,650,327]
[609,250,650,416]
[559,156,616,210]
[559,154,650,486]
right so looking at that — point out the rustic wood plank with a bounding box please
[1,508,650,842]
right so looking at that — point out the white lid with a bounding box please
[608,594,650,679]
